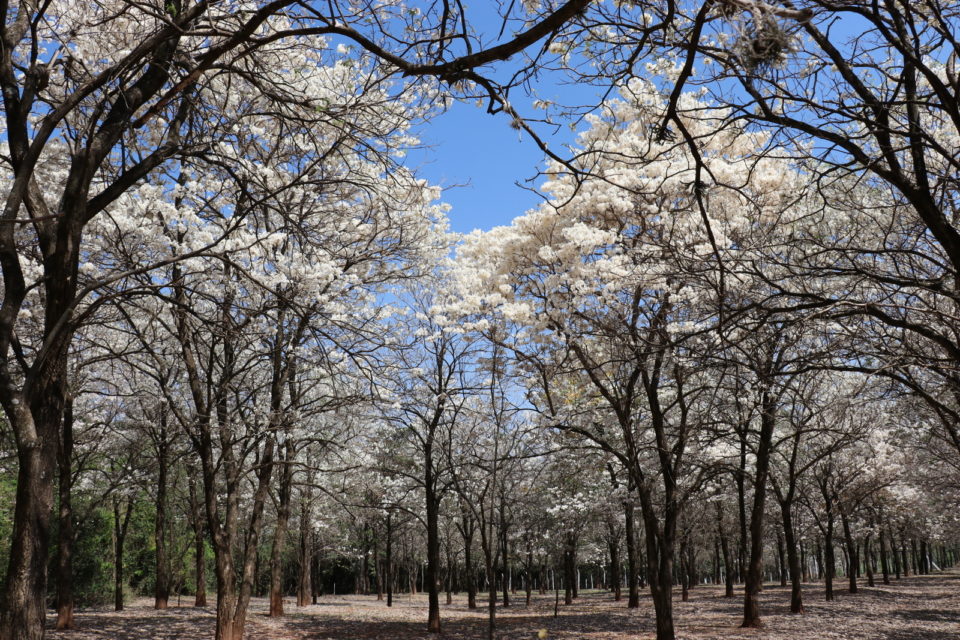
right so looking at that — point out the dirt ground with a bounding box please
[46,571,960,639]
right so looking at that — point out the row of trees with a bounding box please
[1,1,959,640]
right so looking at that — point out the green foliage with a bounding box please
[126,500,158,596]
[0,471,15,587]
[70,509,114,606]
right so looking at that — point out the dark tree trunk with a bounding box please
[564,532,576,605]
[375,532,384,601]
[445,544,453,605]
[717,503,735,597]
[525,548,534,605]
[297,493,312,607]
[189,478,207,607]
[645,526,676,640]
[865,535,875,587]
[113,495,134,612]
[608,522,622,601]
[625,500,640,607]
[737,438,749,584]
[777,530,787,587]
[800,539,808,583]
[463,528,477,608]
[0,385,63,640]
[679,538,689,602]
[386,514,393,607]
[56,398,76,630]
[824,526,836,601]
[742,393,776,628]
[269,442,294,617]
[154,410,171,610]
[500,524,510,607]
[840,512,857,594]
[484,539,497,640]
[889,529,900,580]
[713,537,721,585]
[780,503,803,613]
[687,544,697,591]
[425,457,441,633]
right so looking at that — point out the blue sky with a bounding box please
[399,6,603,236]
[410,82,607,235]
[409,101,544,235]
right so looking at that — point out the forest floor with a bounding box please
[47,570,960,639]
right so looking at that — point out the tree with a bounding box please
[376,286,475,633]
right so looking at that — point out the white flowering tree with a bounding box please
[374,284,476,634]
[447,77,811,640]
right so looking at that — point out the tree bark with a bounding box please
[840,511,858,594]
[742,392,776,628]
[189,477,207,607]
[113,495,134,612]
[824,524,836,601]
[154,408,171,610]
[0,386,63,640]
[780,503,804,613]
[500,522,510,607]
[717,503,735,597]
[386,514,394,607]
[776,530,787,587]
[297,492,312,607]
[269,441,295,617]
[625,499,640,607]
[425,452,441,633]
[55,397,76,630]
[607,519,622,601]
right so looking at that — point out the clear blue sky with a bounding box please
[409,101,544,234]
[399,7,601,235]
[409,82,603,234]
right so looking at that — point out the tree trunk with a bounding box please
[464,528,477,608]
[625,500,640,607]
[485,540,497,640]
[525,548,533,605]
[901,539,910,577]
[500,524,510,607]
[889,529,900,580]
[297,492,312,607]
[742,394,776,628]
[269,442,294,617]
[386,514,394,607]
[780,503,803,613]
[646,528,676,640]
[425,460,441,633]
[608,521,622,601]
[840,511,857,594]
[824,523,836,601]
[154,410,171,610]
[776,530,787,587]
[189,478,207,607]
[445,544,453,605]
[800,539,808,582]
[717,503,735,597]
[0,390,62,640]
[679,538,689,602]
[56,398,76,630]
[113,495,134,612]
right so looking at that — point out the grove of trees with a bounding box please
[0,1,958,640]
